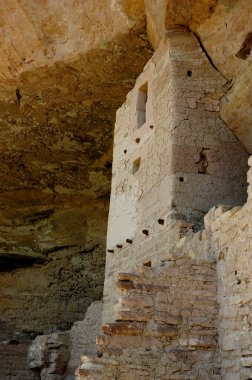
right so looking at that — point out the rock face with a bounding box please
[0,244,105,337]
[0,0,152,339]
[0,1,152,267]
[0,0,146,81]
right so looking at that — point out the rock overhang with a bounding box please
[0,1,152,266]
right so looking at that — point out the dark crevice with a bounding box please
[193,32,228,80]
[15,88,22,107]
[8,340,19,345]
[44,245,78,255]
[208,0,218,16]
[236,32,252,60]
[0,244,100,272]
[144,260,151,267]
[104,160,112,169]
[45,243,100,257]
[0,255,46,272]
[17,208,55,225]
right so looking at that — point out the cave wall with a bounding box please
[0,244,105,338]
[0,0,152,346]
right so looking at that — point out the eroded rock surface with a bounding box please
[0,1,152,268]
[0,244,105,337]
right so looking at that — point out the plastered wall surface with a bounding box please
[103,28,248,323]
[210,159,252,379]
[66,301,103,379]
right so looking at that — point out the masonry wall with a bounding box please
[24,301,103,380]
[28,331,70,379]
[103,28,248,323]
[77,255,220,380]
[76,156,252,380]
[166,157,252,379]
[210,158,252,380]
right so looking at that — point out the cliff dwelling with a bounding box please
[0,1,251,380]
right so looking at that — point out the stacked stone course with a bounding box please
[76,255,220,379]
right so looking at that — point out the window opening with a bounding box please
[136,82,148,128]
[132,157,141,174]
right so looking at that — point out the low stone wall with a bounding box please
[28,331,70,380]
[103,220,186,323]
[0,340,39,380]
[25,301,103,380]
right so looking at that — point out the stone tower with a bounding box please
[103,28,248,322]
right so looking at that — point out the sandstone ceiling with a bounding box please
[0,0,152,269]
[0,0,251,270]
